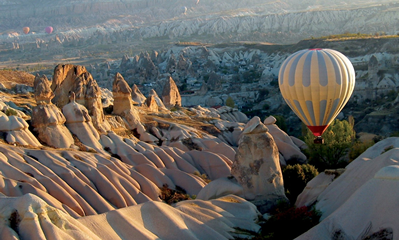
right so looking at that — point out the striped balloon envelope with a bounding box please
[278,48,355,137]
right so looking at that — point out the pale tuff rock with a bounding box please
[207,72,223,91]
[62,94,104,153]
[231,116,287,213]
[146,95,158,112]
[51,64,110,133]
[0,101,27,119]
[187,150,231,180]
[131,84,147,106]
[100,87,113,108]
[177,54,192,74]
[51,64,87,107]
[13,84,33,94]
[264,117,307,164]
[296,165,399,240]
[0,193,259,240]
[112,73,156,143]
[295,171,338,208]
[263,116,276,125]
[31,74,74,148]
[31,104,74,149]
[0,111,41,147]
[314,138,399,221]
[197,177,244,201]
[162,76,182,108]
[149,89,167,111]
[189,105,220,119]
[217,106,248,123]
[112,72,134,115]
[33,74,54,104]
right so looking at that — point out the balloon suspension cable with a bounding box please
[314,136,324,144]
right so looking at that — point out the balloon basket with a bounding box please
[314,136,324,144]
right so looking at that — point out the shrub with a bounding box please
[160,184,191,204]
[5,108,18,116]
[274,115,287,132]
[304,119,355,171]
[225,96,235,108]
[349,140,375,161]
[253,203,321,240]
[283,164,319,203]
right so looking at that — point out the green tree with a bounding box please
[304,119,355,171]
[225,96,235,108]
[283,164,319,203]
[274,115,287,132]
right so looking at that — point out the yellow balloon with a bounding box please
[278,48,355,136]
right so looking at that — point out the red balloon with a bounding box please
[23,27,30,34]
[45,26,53,34]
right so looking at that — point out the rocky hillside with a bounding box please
[71,37,399,137]
[1,0,399,66]
[0,64,399,239]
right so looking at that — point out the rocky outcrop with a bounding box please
[146,95,158,112]
[51,64,110,133]
[149,89,167,111]
[263,116,307,165]
[112,73,134,115]
[33,74,54,104]
[217,106,248,123]
[62,92,104,153]
[112,73,157,143]
[207,72,223,91]
[0,193,259,240]
[0,112,41,147]
[231,117,287,213]
[31,74,74,148]
[131,84,147,106]
[162,76,181,108]
[296,138,399,240]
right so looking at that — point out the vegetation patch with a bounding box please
[236,203,321,240]
[282,164,319,203]
[160,184,193,204]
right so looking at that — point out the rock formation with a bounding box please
[112,73,134,115]
[207,72,223,91]
[162,76,181,108]
[149,89,167,111]
[231,116,287,213]
[146,95,158,112]
[263,116,307,165]
[131,84,147,106]
[0,193,260,240]
[112,73,157,143]
[51,64,110,133]
[297,165,399,240]
[0,112,41,147]
[62,92,104,153]
[31,74,74,148]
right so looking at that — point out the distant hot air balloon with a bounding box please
[45,26,53,34]
[278,48,355,143]
[23,27,30,34]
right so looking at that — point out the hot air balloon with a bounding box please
[23,27,30,34]
[45,26,53,34]
[278,48,355,143]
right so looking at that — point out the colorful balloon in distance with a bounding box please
[45,26,53,34]
[23,27,30,34]
[278,48,355,137]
